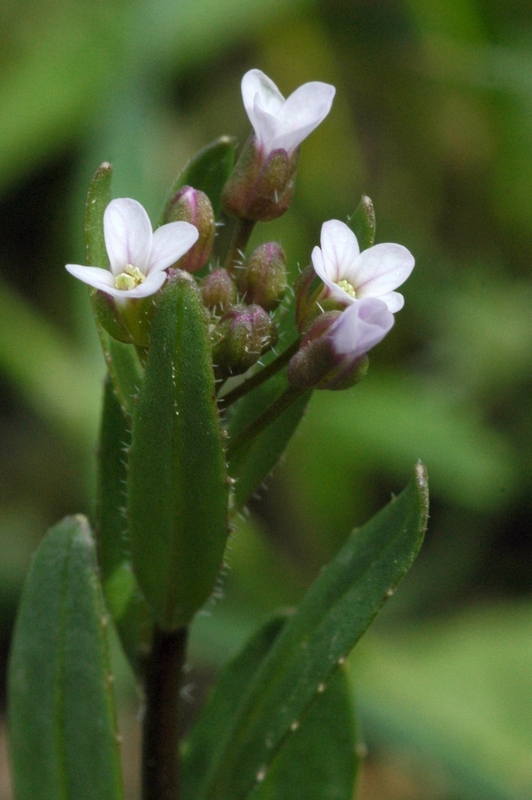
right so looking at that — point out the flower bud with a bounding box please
[200,268,237,315]
[288,298,393,390]
[221,136,299,222]
[239,242,287,311]
[165,186,215,272]
[212,304,278,377]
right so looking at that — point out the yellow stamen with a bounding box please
[114,264,146,291]
[337,279,357,299]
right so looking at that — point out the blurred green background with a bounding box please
[1,0,532,797]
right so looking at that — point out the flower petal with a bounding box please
[104,198,153,275]
[148,221,199,274]
[330,298,394,359]
[250,103,281,154]
[379,290,404,313]
[241,70,335,155]
[65,264,115,291]
[320,220,361,283]
[274,81,336,153]
[311,245,355,305]
[351,243,414,299]
[242,69,285,121]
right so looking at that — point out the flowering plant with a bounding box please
[7,69,428,800]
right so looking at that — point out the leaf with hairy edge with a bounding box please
[161,137,237,221]
[183,616,359,800]
[196,464,428,800]
[97,376,152,677]
[128,271,229,631]
[8,515,124,800]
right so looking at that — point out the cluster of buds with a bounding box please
[66,68,414,391]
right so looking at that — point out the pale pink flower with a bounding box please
[312,219,414,313]
[66,198,198,301]
[241,69,335,156]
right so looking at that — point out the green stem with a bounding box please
[142,626,188,800]
[226,384,307,465]
[224,217,256,275]
[218,338,300,408]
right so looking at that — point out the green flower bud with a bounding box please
[212,304,278,377]
[239,242,287,311]
[200,268,237,315]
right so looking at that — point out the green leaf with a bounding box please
[128,271,229,630]
[255,667,358,800]
[347,195,376,250]
[162,136,237,221]
[225,301,310,513]
[227,373,311,512]
[195,464,428,800]
[97,376,152,676]
[8,515,124,800]
[183,616,285,800]
[183,616,359,800]
[85,162,112,269]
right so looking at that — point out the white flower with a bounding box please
[241,69,335,156]
[328,297,395,363]
[66,198,199,301]
[312,219,415,313]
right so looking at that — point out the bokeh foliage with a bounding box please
[1,0,532,797]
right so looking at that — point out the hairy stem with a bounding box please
[218,338,300,408]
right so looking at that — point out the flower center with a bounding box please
[336,279,357,299]
[114,264,146,291]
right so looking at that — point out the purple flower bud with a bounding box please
[288,298,394,390]
[239,242,287,311]
[200,268,237,315]
[221,137,298,222]
[165,186,215,273]
[213,304,278,377]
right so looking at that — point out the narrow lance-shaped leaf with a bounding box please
[128,271,229,631]
[97,375,152,677]
[196,464,428,800]
[8,515,124,800]
[183,616,359,800]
